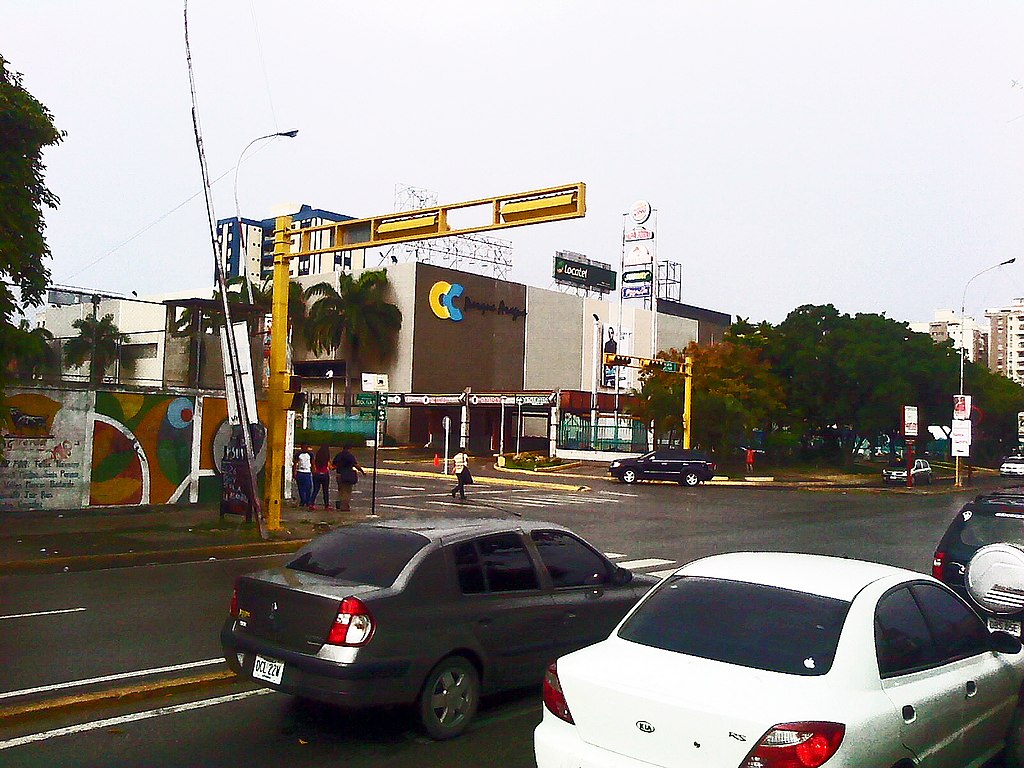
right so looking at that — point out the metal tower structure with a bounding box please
[377,184,514,279]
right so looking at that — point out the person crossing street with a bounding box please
[450,449,472,501]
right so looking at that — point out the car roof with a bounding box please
[366,517,569,541]
[678,551,919,601]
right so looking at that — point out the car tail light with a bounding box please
[740,722,844,768]
[326,596,375,646]
[932,550,945,580]
[542,662,574,724]
[230,585,239,617]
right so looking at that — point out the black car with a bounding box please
[221,518,657,739]
[933,490,1024,637]
[608,449,716,486]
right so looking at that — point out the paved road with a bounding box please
[0,477,989,766]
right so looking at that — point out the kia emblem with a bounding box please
[636,720,655,734]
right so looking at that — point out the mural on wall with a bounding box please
[90,392,195,506]
[0,390,90,511]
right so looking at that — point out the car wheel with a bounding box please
[622,469,638,484]
[417,655,479,740]
[682,472,700,487]
[1005,704,1024,768]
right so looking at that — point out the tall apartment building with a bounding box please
[986,298,1024,385]
[216,204,355,284]
[909,309,988,364]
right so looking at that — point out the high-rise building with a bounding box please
[909,309,988,365]
[986,298,1024,384]
[216,204,354,284]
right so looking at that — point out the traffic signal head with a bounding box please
[639,358,680,374]
[603,353,632,367]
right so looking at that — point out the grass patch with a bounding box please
[502,452,564,471]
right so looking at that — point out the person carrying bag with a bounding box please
[332,444,365,512]
[450,450,472,500]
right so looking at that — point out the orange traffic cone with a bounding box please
[433,453,440,468]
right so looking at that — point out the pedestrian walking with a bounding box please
[745,447,755,475]
[332,444,365,512]
[293,444,313,507]
[311,444,332,510]
[450,449,472,500]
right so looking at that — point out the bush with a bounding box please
[295,429,367,448]
[502,451,563,471]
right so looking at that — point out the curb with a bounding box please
[0,670,238,724]
[0,539,310,576]
[375,467,591,492]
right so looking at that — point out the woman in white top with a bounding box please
[450,450,470,500]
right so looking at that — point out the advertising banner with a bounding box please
[622,284,652,300]
[553,253,616,292]
[1018,411,1024,437]
[903,405,919,438]
[953,394,971,420]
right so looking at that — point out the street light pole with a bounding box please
[590,313,601,449]
[956,256,1015,486]
[233,130,299,302]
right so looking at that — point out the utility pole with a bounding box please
[264,216,293,531]
[682,356,693,449]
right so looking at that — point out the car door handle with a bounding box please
[477,617,493,627]
[902,705,916,723]
[966,680,978,698]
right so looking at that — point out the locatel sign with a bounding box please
[553,253,616,292]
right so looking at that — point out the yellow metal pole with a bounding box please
[682,356,693,449]
[264,215,293,531]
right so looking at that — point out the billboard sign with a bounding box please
[953,394,971,420]
[622,284,652,300]
[903,405,919,438]
[622,269,653,284]
[553,253,616,292]
[625,227,654,242]
[630,200,652,224]
[952,419,972,445]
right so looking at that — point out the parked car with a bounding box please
[221,518,658,739]
[609,449,716,486]
[882,457,932,485]
[933,490,1024,637]
[1001,456,1024,477]
[535,551,1024,768]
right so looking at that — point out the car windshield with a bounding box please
[617,575,851,676]
[286,527,429,585]
[960,512,1024,548]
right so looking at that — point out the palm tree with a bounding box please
[304,271,402,413]
[10,320,58,380]
[63,313,130,384]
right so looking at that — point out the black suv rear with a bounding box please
[933,490,1024,636]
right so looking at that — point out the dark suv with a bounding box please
[609,449,716,486]
[932,490,1024,637]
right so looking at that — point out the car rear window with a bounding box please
[958,511,1024,548]
[617,576,850,676]
[286,527,429,586]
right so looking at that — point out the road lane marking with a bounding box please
[395,486,426,491]
[599,490,639,497]
[379,504,424,511]
[604,552,626,559]
[0,659,223,701]
[619,558,675,570]
[0,689,272,750]
[0,608,87,621]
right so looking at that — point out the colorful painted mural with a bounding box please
[90,392,195,506]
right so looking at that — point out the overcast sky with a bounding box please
[7,1,1024,325]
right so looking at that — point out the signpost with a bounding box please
[442,415,452,474]
[903,405,919,488]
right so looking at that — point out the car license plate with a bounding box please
[252,654,285,685]
[988,618,1022,637]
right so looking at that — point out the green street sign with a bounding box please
[356,392,376,405]
[662,361,680,373]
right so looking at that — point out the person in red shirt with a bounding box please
[311,444,332,510]
[745,447,755,475]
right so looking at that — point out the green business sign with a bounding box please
[553,254,616,292]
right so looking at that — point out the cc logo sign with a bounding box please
[428,281,464,321]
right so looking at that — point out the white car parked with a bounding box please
[1001,456,1024,477]
[535,552,1024,768]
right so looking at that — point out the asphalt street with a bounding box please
[0,472,999,767]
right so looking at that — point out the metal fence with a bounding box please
[557,414,648,453]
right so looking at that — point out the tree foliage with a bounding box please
[63,314,130,384]
[303,271,402,411]
[0,55,64,403]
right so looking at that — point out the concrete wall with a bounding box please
[524,287,583,391]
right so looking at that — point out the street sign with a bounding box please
[355,392,376,406]
[362,372,389,393]
[903,405,919,438]
[952,419,972,445]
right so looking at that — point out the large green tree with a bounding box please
[303,271,402,412]
[0,55,64,405]
[63,313,130,384]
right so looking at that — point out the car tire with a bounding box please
[682,472,700,487]
[622,469,638,484]
[1004,704,1024,768]
[417,655,479,740]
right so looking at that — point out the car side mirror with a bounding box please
[610,567,633,586]
[990,630,1022,654]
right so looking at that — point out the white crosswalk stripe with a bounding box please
[648,568,679,579]
[604,552,626,560]
[618,558,675,570]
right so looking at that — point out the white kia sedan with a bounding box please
[535,552,1024,768]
